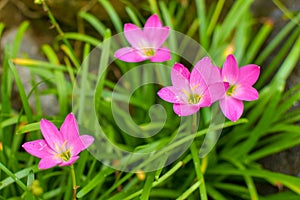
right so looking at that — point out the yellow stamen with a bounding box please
[182,88,202,104]
[226,84,237,96]
[181,88,190,97]
[191,84,201,91]
[143,48,155,56]
[54,141,72,161]
[188,94,202,104]
[59,149,71,161]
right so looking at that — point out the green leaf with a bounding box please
[16,122,40,135]
[0,23,5,38]
[0,163,37,191]
[98,0,123,33]
[56,33,101,47]
[79,11,107,36]
[11,21,30,58]
[76,167,115,198]
[9,61,33,122]
[208,167,300,194]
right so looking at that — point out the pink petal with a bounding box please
[59,156,80,167]
[193,57,225,103]
[38,157,60,169]
[124,23,145,48]
[173,62,190,80]
[157,86,186,104]
[216,67,222,76]
[220,96,244,122]
[190,64,209,95]
[150,47,171,62]
[194,57,222,85]
[207,82,227,103]
[60,113,80,142]
[224,82,230,91]
[71,135,94,156]
[171,63,191,89]
[144,14,163,28]
[145,27,170,48]
[144,14,169,48]
[114,47,147,62]
[173,103,200,116]
[40,119,63,151]
[222,54,239,84]
[238,64,260,86]
[198,90,212,107]
[22,139,54,158]
[233,85,259,101]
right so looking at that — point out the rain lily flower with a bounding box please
[114,14,170,62]
[157,57,225,116]
[22,113,94,169]
[219,54,260,122]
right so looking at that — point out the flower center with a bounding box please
[188,94,202,104]
[59,149,71,161]
[226,84,237,96]
[54,141,72,162]
[143,48,155,56]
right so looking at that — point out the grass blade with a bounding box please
[9,61,33,122]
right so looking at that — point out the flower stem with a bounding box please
[190,142,208,200]
[70,165,77,200]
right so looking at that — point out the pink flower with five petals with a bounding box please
[114,14,170,62]
[219,54,260,122]
[22,113,94,169]
[157,57,225,116]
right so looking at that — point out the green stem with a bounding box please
[190,142,208,200]
[42,1,79,65]
[70,165,77,200]
[42,1,64,36]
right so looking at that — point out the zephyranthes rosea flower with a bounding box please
[22,113,94,169]
[114,14,170,62]
[157,57,225,116]
[219,54,260,121]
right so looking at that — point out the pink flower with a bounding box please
[219,54,260,122]
[22,113,94,169]
[157,57,224,116]
[114,14,170,62]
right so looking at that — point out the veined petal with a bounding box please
[173,103,200,116]
[173,62,190,80]
[238,64,260,86]
[207,82,227,103]
[59,156,80,167]
[171,63,191,89]
[114,47,147,62]
[190,64,209,95]
[198,89,212,107]
[60,113,79,142]
[220,96,244,122]
[38,157,60,169]
[124,23,145,48]
[233,85,259,101]
[150,47,171,62]
[144,14,163,28]
[40,119,63,151]
[222,54,239,83]
[22,139,54,158]
[193,57,224,103]
[145,27,169,48]
[71,135,94,156]
[157,86,186,104]
[194,57,222,85]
